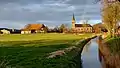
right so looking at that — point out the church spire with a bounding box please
[72,13,75,22]
[72,13,76,28]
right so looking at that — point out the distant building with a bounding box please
[93,23,107,33]
[71,14,93,33]
[21,24,46,34]
[0,29,10,34]
[11,29,21,34]
[0,28,10,34]
[116,26,120,35]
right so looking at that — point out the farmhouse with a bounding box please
[0,28,10,34]
[93,23,108,33]
[116,26,120,35]
[21,24,46,34]
[71,14,93,33]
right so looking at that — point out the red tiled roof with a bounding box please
[21,24,45,31]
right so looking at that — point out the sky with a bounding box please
[0,0,101,29]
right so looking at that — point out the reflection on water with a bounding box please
[81,37,102,68]
[82,41,91,53]
[81,37,120,68]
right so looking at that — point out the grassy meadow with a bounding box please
[0,33,92,68]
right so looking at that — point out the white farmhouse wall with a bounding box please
[1,30,10,34]
[21,31,31,34]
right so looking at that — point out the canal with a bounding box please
[81,37,102,68]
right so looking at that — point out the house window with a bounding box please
[86,28,88,30]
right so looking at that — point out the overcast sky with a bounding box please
[0,0,101,29]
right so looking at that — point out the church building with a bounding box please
[71,14,93,33]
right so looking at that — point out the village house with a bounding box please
[21,24,46,34]
[118,26,120,33]
[0,28,10,34]
[71,14,93,33]
[116,26,120,36]
[93,23,108,33]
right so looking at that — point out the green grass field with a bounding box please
[0,33,92,68]
[0,33,92,41]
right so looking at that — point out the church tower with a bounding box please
[72,14,76,28]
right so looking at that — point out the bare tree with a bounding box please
[102,1,120,37]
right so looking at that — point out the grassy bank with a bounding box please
[0,33,92,68]
[106,37,120,54]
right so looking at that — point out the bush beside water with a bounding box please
[106,37,120,54]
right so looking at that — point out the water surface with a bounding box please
[81,38,102,68]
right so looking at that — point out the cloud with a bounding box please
[0,0,101,28]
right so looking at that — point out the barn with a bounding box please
[21,24,46,34]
